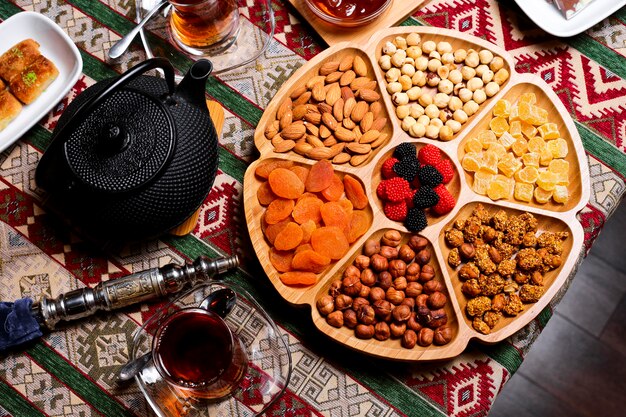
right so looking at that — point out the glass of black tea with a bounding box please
[152,307,248,399]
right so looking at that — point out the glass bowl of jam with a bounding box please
[304,0,393,27]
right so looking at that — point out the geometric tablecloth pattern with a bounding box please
[0,0,624,416]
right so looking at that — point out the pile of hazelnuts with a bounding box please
[316,230,453,349]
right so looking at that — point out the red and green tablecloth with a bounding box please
[0,0,624,416]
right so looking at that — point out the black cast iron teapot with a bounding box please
[35,58,219,242]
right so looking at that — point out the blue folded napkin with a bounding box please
[0,298,43,352]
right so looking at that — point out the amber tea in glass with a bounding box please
[153,307,248,399]
[169,0,240,55]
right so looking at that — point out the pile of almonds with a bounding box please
[264,54,389,166]
[316,230,453,349]
[378,32,510,141]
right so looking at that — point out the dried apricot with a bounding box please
[320,174,344,201]
[292,196,323,224]
[263,217,290,245]
[269,248,294,273]
[279,271,317,286]
[347,210,371,243]
[343,175,368,209]
[255,160,294,179]
[274,222,304,251]
[305,160,334,192]
[265,198,295,225]
[295,243,313,254]
[310,226,349,260]
[300,220,317,243]
[289,165,310,184]
[291,250,331,273]
[257,181,277,206]
[268,168,305,199]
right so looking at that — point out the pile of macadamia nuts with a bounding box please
[378,32,510,141]
[316,230,453,349]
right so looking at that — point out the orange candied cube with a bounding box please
[498,153,522,178]
[499,131,517,150]
[489,116,510,137]
[518,92,537,105]
[464,138,483,154]
[489,142,507,159]
[462,152,483,172]
[478,130,498,149]
[514,166,539,184]
[482,150,499,174]
[520,121,537,139]
[509,105,520,122]
[514,182,534,202]
[539,148,553,166]
[548,159,569,174]
[487,175,513,200]
[536,171,558,191]
[509,120,523,139]
[547,138,568,158]
[473,169,496,195]
[553,185,569,203]
[528,136,547,153]
[537,123,560,140]
[511,138,529,157]
[493,99,511,118]
[522,152,540,167]
[534,186,552,204]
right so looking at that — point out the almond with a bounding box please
[370,117,388,132]
[306,146,334,160]
[306,134,325,148]
[305,104,320,114]
[350,101,369,122]
[303,112,321,124]
[279,110,293,130]
[321,112,339,131]
[311,82,326,102]
[343,97,356,119]
[360,111,374,131]
[274,139,295,153]
[352,126,362,141]
[333,98,344,122]
[281,123,306,140]
[294,141,313,155]
[325,71,343,83]
[353,55,368,77]
[294,91,312,106]
[305,123,319,136]
[325,83,342,106]
[350,153,370,166]
[335,126,356,142]
[359,129,380,144]
[323,136,337,147]
[276,97,292,120]
[347,143,371,154]
[341,86,355,101]
[364,80,378,90]
[358,89,381,103]
[289,85,307,100]
[333,152,351,164]
[271,133,283,147]
[343,117,356,130]
[292,104,308,120]
[264,120,279,140]
[329,142,345,157]
[306,75,326,89]
[339,55,354,72]
[350,77,372,91]
[317,103,333,114]
[371,133,389,148]
[319,124,332,139]
[319,60,340,76]
[339,70,356,87]
[369,101,383,118]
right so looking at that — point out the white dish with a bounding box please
[514,0,626,37]
[0,12,83,152]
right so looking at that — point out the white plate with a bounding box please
[514,0,626,37]
[0,12,82,152]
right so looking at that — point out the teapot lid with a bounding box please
[64,88,175,193]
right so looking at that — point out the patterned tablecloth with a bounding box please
[0,0,624,416]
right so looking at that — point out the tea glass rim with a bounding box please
[168,0,232,6]
[151,306,235,389]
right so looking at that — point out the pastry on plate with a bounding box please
[10,55,59,104]
[0,39,41,82]
[0,90,22,131]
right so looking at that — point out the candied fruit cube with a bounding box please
[482,150,499,174]
[532,106,549,125]
[498,154,522,178]
[487,175,513,200]
[478,130,498,149]
[536,171,558,191]
[473,169,496,195]
[499,131,517,150]
[528,136,547,153]
[548,159,569,174]
[537,123,560,140]
[514,182,534,202]
[509,120,523,139]
[489,142,507,159]
[540,148,553,166]
[493,99,511,118]
[522,152,540,167]
[555,171,569,186]
[464,138,483,154]
[534,187,552,203]
[553,185,569,203]
[515,166,539,184]
[511,138,529,157]
[520,121,537,139]
[509,105,520,122]
[490,117,510,137]
[462,152,483,172]
[547,138,568,158]
[519,92,536,104]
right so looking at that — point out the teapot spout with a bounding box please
[174,60,213,108]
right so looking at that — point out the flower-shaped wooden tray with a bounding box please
[243,27,589,361]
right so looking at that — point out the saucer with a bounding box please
[130,281,292,417]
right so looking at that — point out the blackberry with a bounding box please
[393,158,420,181]
[418,165,443,187]
[393,142,417,161]
[412,186,439,209]
[405,207,428,232]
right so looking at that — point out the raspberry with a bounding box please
[432,184,456,215]
[405,207,428,232]
[384,200,408,222]
[412,186,439,209]
[434,159,455,184]
[381,177,412,202]
[417,144,442,166]
[381,158,399,179]
[394,142,417,161]
[393,158,420,182]
[376,181,386,199]
[418,165,443,187]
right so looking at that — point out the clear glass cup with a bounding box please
[168,0,240,56]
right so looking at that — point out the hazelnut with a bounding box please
[428,292,447,309]
[393,276,408,291]
[342,275,362,297]
[419,264,436,282]
[398,244,416,263]
[380,246,399,259]
[461,279,482,297]
[354,255,370,270]
[358,305,376,325]
[458,263,480,280]
[374,321,391,341]
[405,262,421,282]
[373,299,393,319]
[352,297,370,313]
[423,280,444,294]
[370,254,389,272]
[408,235,429,251]
[355,324,375,339]
[343,265,361,281]
[334,294,353,310]
[482,226,497,242]
[386,287,405,305]
[343,309,358,328]
[402,329,418,349]
[329,280,342,297]
[316,295,335,316]
[415,248,432,265]
[326,311,344,328]
[390,322,407,338]
[459,243,476,260]
[406,282,423,297]
[407,313,423,332]
[401,297,415,310]
[363,238,380,256]
[378,271,393,290]
[358,284,371,299]
[389,259,407,278]
[381,230,402,247]
[488,246,502,264]
[369,286,386,302]
[491,293,507,312]
[417,328,434,347]
[433,325,453,345]
[360,268,376,286]
[429,308,448,328]
[531,271,544,286]
[392,304,412,322]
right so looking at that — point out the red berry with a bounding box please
[434,159,455,184]
[406,189,416,209]
[383,200,408,222]
[432,184,456,215]
[417,144,442,166]
[381,158,399,179]
[376,181,386,199]
[382,177,412,202]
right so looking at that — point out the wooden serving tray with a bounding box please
[243,27,590,361]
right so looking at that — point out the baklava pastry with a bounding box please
[0,90,22,131]
[0,39,41,82]
[10,55,59,104]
